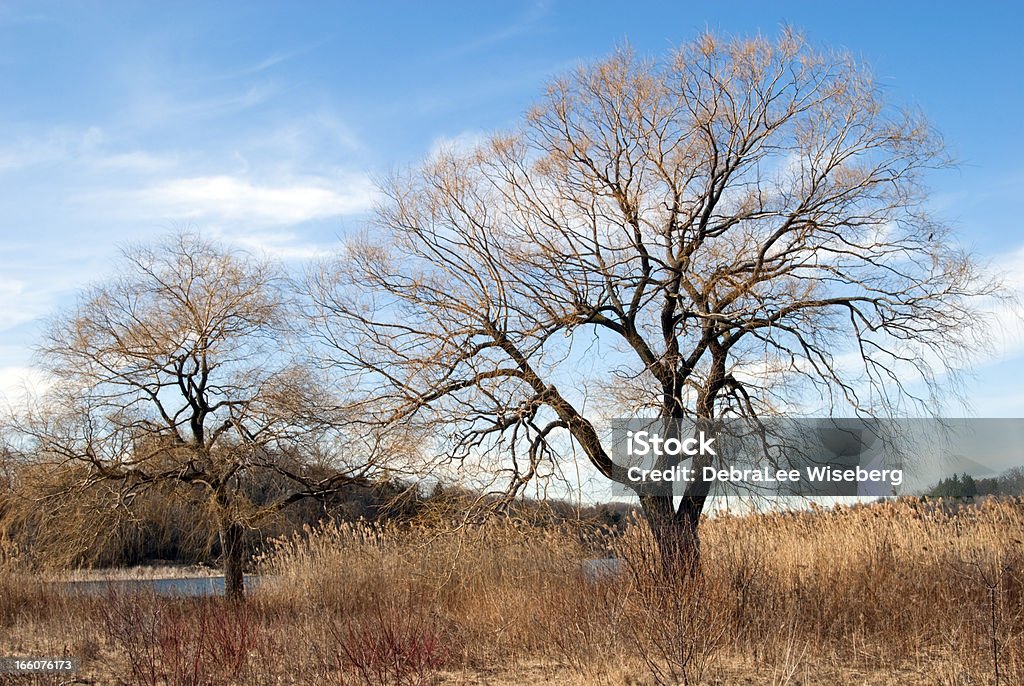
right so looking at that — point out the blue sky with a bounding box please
[1,0,1023,415]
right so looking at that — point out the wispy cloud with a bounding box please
[442,0,550,58]
[0,277,51,332]
[0,125,103,171]
[0,125,181,175]
[123,82,280,129]
[0,6,57,27]
[248,111,365,159]
[94,150,180,173]
[228,40,331,79]
[212,229,336,261]
[114,173,377,226]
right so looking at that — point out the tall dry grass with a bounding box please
[253,499,1024,684]
[2,498,1023,684]
[256,519,609,664]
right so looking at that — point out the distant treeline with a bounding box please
[927,467,1024,498]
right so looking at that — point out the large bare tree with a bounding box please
[308,32,1001,567]
[13,233,387,599]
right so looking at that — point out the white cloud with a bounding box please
[117,173,378,227]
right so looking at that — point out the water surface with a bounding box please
[62,575,262,597]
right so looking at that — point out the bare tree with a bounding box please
[308,31,1003,568]
[12,233,387,599]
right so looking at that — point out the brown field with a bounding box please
[2,498,1023,685]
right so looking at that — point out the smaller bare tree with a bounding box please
[9,233,395,599]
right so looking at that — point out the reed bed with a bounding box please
[1,498,1022,684]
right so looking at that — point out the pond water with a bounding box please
[60,559,622,596]
[581,558,624,581]
[61,575,263,597]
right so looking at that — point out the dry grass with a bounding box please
[2,498,1023,684]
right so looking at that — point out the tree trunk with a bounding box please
[639,348,724,576]
[219,520,245,601]
[639,408,715,576]
[642,494,703,577]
